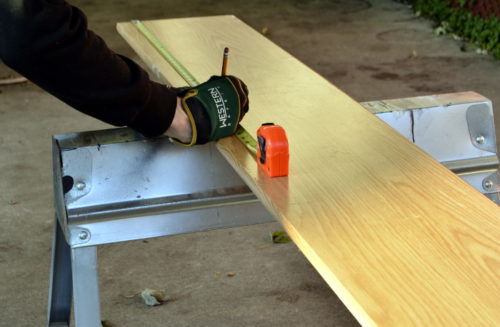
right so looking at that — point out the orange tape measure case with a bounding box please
[257,123,289,177]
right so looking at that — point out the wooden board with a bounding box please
[117,16,500,326]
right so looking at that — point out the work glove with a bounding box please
[174,75,249,145]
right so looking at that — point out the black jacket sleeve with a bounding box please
[0,0,177,137]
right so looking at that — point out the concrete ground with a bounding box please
[1,0,499,326]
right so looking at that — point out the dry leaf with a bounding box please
[140,288,172,306]
[271,231,292,244]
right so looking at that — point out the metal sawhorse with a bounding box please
[47,92,499,327]
[47,128,275,326]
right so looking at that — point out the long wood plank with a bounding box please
[117,16,500,326]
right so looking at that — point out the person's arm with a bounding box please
[0,0,178,137]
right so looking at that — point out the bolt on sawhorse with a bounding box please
[47,92,498,327]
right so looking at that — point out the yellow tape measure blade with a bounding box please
[131,20,199,87]
[235,125,257,155]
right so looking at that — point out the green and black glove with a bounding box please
[174,75,249,145]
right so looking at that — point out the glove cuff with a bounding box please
[179,90,211,145]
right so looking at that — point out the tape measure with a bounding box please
[257,123,289,177]
[132,19,257,152]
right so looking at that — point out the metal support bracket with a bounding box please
[482,170,500,194]
[61,147,93,204]
[69,227,92,247]
[466,104,497,153]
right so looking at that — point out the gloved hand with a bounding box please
[173,75,249,145]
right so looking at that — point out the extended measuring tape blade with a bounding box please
[131,20,257,152]
[132,20,199,87]
[235,125,257,155]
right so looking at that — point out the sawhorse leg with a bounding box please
[47,217,72,326]
[47,217,101,327]
[71,245,101,326]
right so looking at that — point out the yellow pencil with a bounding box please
[221,47,229,76]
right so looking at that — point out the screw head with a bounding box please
[475,135,485,144]
[78,231,89,240]
[483,179,493,191]
[76,182,86,190]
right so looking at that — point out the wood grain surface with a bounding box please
[117,16,500,326]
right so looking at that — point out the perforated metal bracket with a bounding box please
[466,104,497,153]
